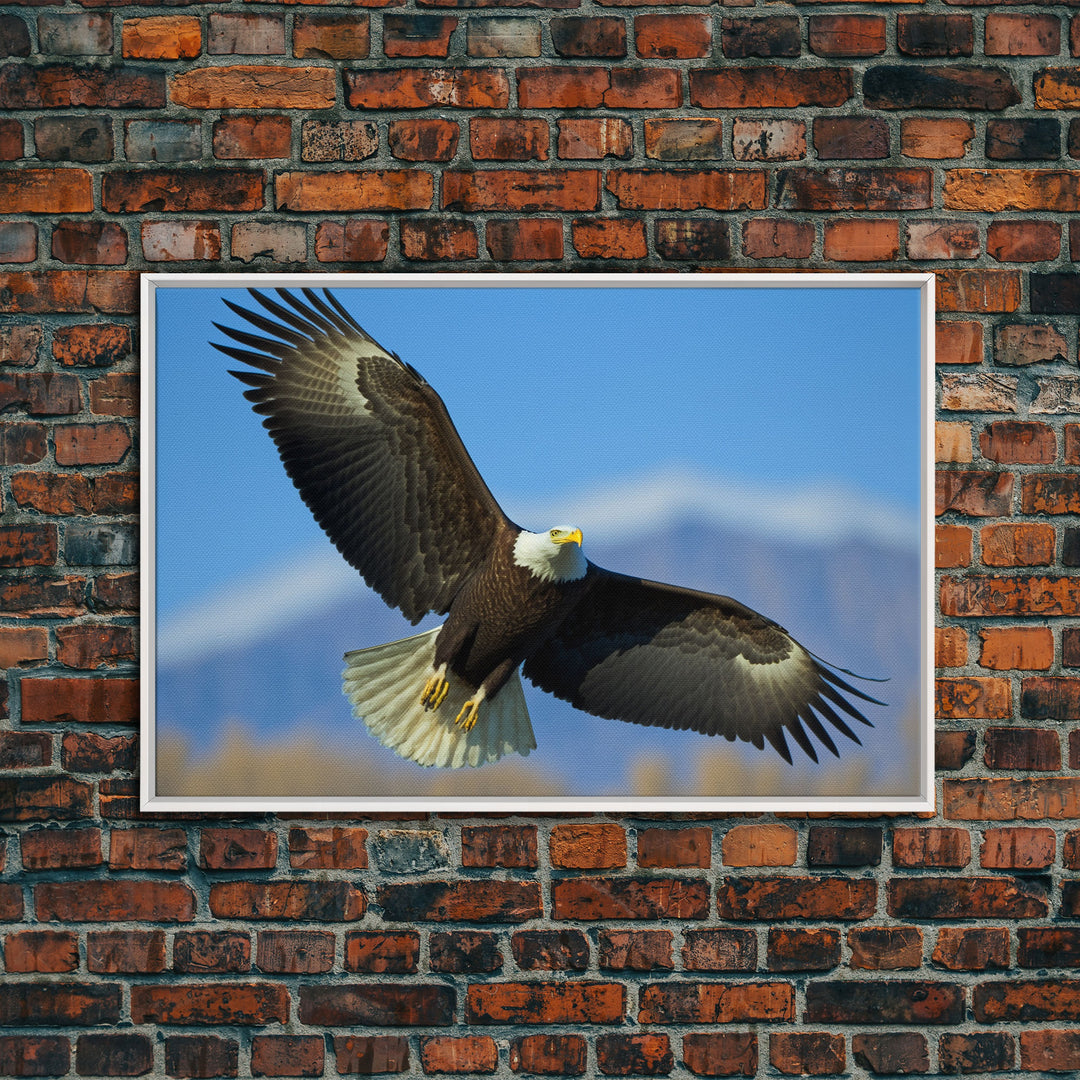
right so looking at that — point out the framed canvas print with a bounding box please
[141,272,934,813]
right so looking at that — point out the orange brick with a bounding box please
[571,217,647,259]
[122,16,201,59]
[980,827,1056,869]
[936,321,982,365]
[635,14,711,58]
[721,824,797,867]
[549,824,626,869]
[901,117,974,159]
[936,422,972,463]
[0,169,92,214]
[936,525,972,568]
[823,218,899,261]
[980,523,1056,568]
[936,627,968,668]
[978,627,1054,671]
[0,626,48,669]
[171,66,336,109]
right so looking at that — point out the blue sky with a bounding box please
[152,278,924,619]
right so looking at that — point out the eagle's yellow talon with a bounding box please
[421,673,449,710]
[455,700,480,731]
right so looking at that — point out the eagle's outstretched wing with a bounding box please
[523,569,881,764]
[213,287,512,623]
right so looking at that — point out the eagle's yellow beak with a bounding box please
[553,528,583,547]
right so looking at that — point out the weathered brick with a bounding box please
[553,878,708,920]
[378,880,539,922]
[767,928,840,972]
[906,221,979,260]
[122,15,201,59]
[0,323,42,367]
[742,219,814,259]
[897,14,973,57]
[890,876,1048,918]
[332,1035,408,1076]
[250,1036,323,1078]
[939,1033,1014,1074]
[509,1034,586,1075]
[733,119,805,162]
[62,731,137,774]
[461,825,537,868]
[346,931,420,973]
[807,826,882,866]
[0,731,52,769]
[1036,68,1080,109]
[638,14,710,58]
[848,927,922,970]
[467,18,541,58]
[979,627,1055,670]
[805,981,964,1025]
[0,64,164,109]
[865,66,1020,110]
[486,218,563,261]
[0,221,35,262]
[293,13,369,58]
[682,1033,757,1077]
[937,525,972,567]
[213,115,291,160]
[777,168,930,211]
[596,1034,672,1076]
[124,118,200,163]
[987,13,1060,55]
[645,118,722,161]
[470,116,548,161]
[289,827,367,869]
[980,827,1055,869]
[608,169,764,210]
[0,1036,70,1076]
[210,881,365,921]
[165,1035,239,1079]
[770,1033,845,1077]
[557,117,631,159]
[1019,927,1080,968]
[132,983,289,1026]
[682,928,756,972]
[314,219,389,263]
[639,983,793,1025]
[851,1033,929,1077]
[815,117,889,159]
[944,776,1080,819]
[512,929,588,971]
[37,880,195,922]
[257,931,335,974]
[445,169,599,212]
[932,926,1009,971]
[936,626,968,667]
[173,931,251,974]
[717,877,875,920]
[974,980,1080,1023]
[208,12,285,55]
[468,983,624,1025]
[902,117,974,159]
[1032,273,1080,314]
[4,929,79,973]
[0,983,121,1027]
[421,1035,498,1075]
[987,119,1061,162]
[690,67,850,108]
[1020,1030,1080,1073]
[599,929,673,971]
[388,118,459,161]
[938,320,983,364]
[994,325,1068,367]
[142,220,221,262]
[572,217,646,259]
[655,218,730,262]
[172,66,335,109]
[347,68,509,109]
[277,171,433,212]
[552,16,626,57]
[103,170,263,213]
[894,827,971,868]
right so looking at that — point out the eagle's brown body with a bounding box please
[436,527,591,697]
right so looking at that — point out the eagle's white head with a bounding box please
[513,526,587,584]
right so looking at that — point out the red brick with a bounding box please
[132,983,289,1026]
[0,372,81,415]
[110,827,187,871]
[770,1033,845,1077]
[277,171,432,212]
[213,115,291,160]
[981,827,1055,869]
[572,217,646,259]
[823,219,899,261]
[345,931,419,973]
[742,219,814,260]
[776,168,931,211]
[936,676,1012,720]
[289,826,367,869]
[893,827,971,869]
[54,423,131,466]
[907,220,979,260]
[509,1034,586,1075]
[721,824,797,866]
[52,324,132,368]
[1022,676,1080,719]
[0,324,42,367]
[250,1036,323,1078]
[0,63,164,109]
[21,827,102,870]
[173,931,251,974]
[557,117,631,160]
[0,983,121,1027]
[944,776,1080,819]
[808,14,885,57]
[4,930,78,973]
[986,13,1060,56]
[256,931,335,974]
[848,927,923,970]
[421,1036,498,1074]
[552,16,626,57]
[766,928,840,972]
[0,121,23,162]
[49,221,127,266]
[683,928,756,972]
[636,827,710,868]
[468,982,625,1025]
[636,14,710,58]
[0,525,56,568]
[0,626,47,669]
[682,1033,757,1077]
[37,880,195,922]
[0,271,137,316]
[937,320,983,364]
[690,67,850,108]
[512,929,588,971]
[939,1033,1015,1074]
[944,574,1080,618]
[378,880,538,923]
[401,218,477,261]
[330,1038,408,1078]
[732,119,805,162]
[937,470,1013,516]
[598,929,673,971]
[347,68,508,109]
[165,1035,239,1079]
[607,169,764,210]
[486,218,563,261]
[0,1036,70,1076]
[122,15,201,59]
[978,626,1054,670]
[1024,474,1080,514]
[56,625,135,669]
[975,980,1080,1023]
[293,13,369,59]
[85,930,165,975]
[553,877,707,920]
[314,219,389,263]
[595,1034,672,1076]
[902,118,974,159]
[1020,1030,1080,1072]
[210,881,365,921]
[815,117,889,159]
[988,220,1060,263]
[445,168,599,212]
[102,170,264,213]
[996,324,1069,367]
[932,926,1009,971]
[639,982,793,1025]
[171,65,333,109]
[61,731,137,774]
[89,373,136,417]
[470,116,548,160]
[717,877,875,920]
[517,66,678,109]
[985,727,1061,771]
[388,118,459,161]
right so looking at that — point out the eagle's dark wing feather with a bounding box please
[523,569,880,764]
[213,287,512,623]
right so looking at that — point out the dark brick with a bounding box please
[598,929,673,972]
[430,931,502,973]
[301,985,454,1027]
[0,983,121,1026]
[864,66,1021,110]
[776,168,931,210]
[682,1033,757,1077]
[767,928,841,972]
[1032,273,1080,314]
[333,1036,409,1076]
[509,1034,586,1076]
[378,880,540,923]
[595,1034,672,1077]
[889,876,1049,919]
[655,219,730,261]
[553,878,708,920]
[805,981,964,1025]
[814,117,889,159]
[807,826,882,866]
[551,17,626,57]
[987,119,1061,161]
[0,65,164,110]
[164,1036,239,1079]
[74,1034,154,1077]
[897,14,973,57]
[683,928,757,972]
[512,930,589,971]
[469,982,625,1025]
[721,16,799,58]
[851,1033,928,1076]
[0,15,31,58]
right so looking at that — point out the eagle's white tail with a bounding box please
[342,627,536,768]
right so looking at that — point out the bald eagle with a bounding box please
[215,288,881,770]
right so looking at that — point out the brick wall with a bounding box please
[2,0,1080,1074]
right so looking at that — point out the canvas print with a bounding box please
[142,273,932,811]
